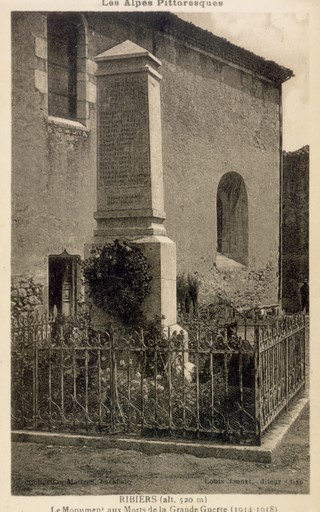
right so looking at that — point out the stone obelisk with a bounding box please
[93,40,177,327]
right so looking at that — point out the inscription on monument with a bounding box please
[106,192,142,207]
[98,74,151,197]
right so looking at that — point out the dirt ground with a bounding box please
[11,403,309,496]
[11,319,311,497]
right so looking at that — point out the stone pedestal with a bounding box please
[134,235,176,327]
[92,40,177,327]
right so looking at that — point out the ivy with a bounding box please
[81,240,152,327]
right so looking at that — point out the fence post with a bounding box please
[285,331,289,412]
[110,327,116,433]
[254,323,261,445]
[32,321,39,430]
[223,325,229,440]
[303,315,306,391]
[140,328,145,432]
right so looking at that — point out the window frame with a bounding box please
[46,12,89,127]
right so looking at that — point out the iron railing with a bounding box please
[256,314,305,434]
[11,309,305,445]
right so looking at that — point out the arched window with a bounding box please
[47,13,86,121]
[216,172,248,265]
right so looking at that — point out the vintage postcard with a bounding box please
[1,0,319,511]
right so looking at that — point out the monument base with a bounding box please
[133,235,177,327]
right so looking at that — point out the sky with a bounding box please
[178,13,309,152]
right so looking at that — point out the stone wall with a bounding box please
[157,33,280,284]
[12,12,284,310]
[11,277,44,318]
[281,146,309,312]
[196,261,278,309]
[11,12,97,306]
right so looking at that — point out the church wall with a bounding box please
[12,12,97,308]
[155,34,280,287]
[12,12,282,310]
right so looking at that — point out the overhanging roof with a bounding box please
[108,12,294,85]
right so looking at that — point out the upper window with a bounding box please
[216,172,248,265]
[47,13,82,120]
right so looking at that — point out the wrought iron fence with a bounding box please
[256,314,306,434]
[11,309,305,446]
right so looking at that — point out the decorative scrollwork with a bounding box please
[11,309,306,444]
